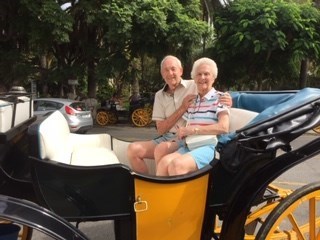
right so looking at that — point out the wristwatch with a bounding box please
[193,127,200,135]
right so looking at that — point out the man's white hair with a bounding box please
[160,55,182,70]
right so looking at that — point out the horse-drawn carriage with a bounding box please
[1,88,320,240]
[95,93,154,127]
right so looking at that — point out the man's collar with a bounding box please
[162,79,186,92]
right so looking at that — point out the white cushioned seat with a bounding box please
[71,147,119,166]
[38,111,120,166]
[229,108,259,132]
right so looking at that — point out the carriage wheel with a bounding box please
[108,111,118,124]
[20,226,33,240]
[0,221,33,240]
[131,108,150,127]
[96,110,109,126]
[146,106,153,124]
[256,181,320,240]
[312,125,320,134]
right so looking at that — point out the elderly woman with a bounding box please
[156,57,230,176]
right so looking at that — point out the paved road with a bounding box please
[88,123,158,141]
[32,126,320,240]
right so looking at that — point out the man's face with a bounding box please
[160,58,183,91]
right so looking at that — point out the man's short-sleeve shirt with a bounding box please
[152,79,197,133]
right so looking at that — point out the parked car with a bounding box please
[33,98,93,133]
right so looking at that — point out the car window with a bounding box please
[34,100,63,111]
[70,102,88,111]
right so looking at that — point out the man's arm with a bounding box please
[220,92,233,107]
[156,94,196,135]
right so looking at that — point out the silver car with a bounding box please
[33,98,93,133]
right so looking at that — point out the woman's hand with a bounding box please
[176,126,194,139]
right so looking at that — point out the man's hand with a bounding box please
[219,92,232,107]
[181,94,197,111]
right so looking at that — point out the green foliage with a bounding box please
[0,0,211,96]
[101,0,135,41]
[212,0,320,90]
[96,83,114,103]
[21,0,73,46]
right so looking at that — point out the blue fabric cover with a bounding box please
[245,88,320,126]
[219,88,320,143]
[231,92,294,113]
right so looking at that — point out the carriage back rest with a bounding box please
[38,111,73,164]
[132,165,213,240]
[228,108,258,132]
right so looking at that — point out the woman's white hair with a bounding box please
[191,57,218,79]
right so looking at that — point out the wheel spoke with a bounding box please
[288,213,305,240]
[96,111,109,126]
[132,108,149,127]
[255,183,320,240]
[310,197,316,240]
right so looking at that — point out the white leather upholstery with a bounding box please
[229,108,258,132]
[71,147,119,166]
[112,138,156,174]
[39,111,72,164]
[38,108,257,172]
[38,111,120,166]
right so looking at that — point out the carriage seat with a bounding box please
[229,108,259,132]
[38,110,119,166]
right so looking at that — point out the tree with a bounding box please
[212,0,320,90]
[128,0,208,91]
[1,0,211,97]
[0,0,49,90]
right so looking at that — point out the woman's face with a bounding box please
[194,64,215,96]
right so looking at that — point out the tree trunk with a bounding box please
[131,75,140,96]
[299,59,308,89]
[87,25,97,98]
[314,0,320,8]
[39,55,49,96]
[87,60,96,98]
